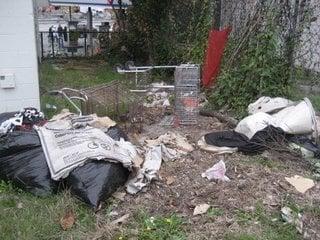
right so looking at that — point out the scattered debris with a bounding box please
[112,192,126,201]
[144,91,171,108]
[193,204,211,216]
[60,209,76,230]
[198,136,237,154]
[111,214,130,225]
[201,160,230,181]
[281,206,303,234]
[166,176,175,185]
[126,145,162,194]
[285,175,315,194]
[0,107,45,135]
[145,131,194,155]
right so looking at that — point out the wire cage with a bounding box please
[174,64,200,125]
[81,81,143,129]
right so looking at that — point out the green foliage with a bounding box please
[210,24,292,117]
[39,59,123,118]
[108,0,211,65]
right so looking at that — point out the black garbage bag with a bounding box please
[105,126,129,141]
[289,135,320,158]
[0,130,41,156]
[65,160,129,208]
[0,131,58,196]
[0,111,17,123]
[65,125,130,209]
[204,126,289,154]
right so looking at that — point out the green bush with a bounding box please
[210,25,292,117]
[107,0,211,66]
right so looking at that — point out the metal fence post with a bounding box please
[51,33,55,58]
[40,32,44,59]
[84,34,87,57]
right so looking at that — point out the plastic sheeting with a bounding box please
[248,96,294,115]
[0,130,58,196]
[237,98,317,139]
[65,160,129,208]
[202,28,231,88]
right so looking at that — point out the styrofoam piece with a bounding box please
[273,98,317,135]
[235,112,279,139]
[248,96,294,115]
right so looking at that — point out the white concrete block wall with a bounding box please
[0,0,40,113]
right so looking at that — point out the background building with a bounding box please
[0,0,46,112]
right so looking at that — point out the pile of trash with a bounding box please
[143,82,172,108]
[199,97,320,158]
[0,108,46,135]
[0,109,136,209]
[0,107,195,209]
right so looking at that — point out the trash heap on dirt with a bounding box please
[0,107,195,210]
[199,97,320,159]
[0,109,136,209]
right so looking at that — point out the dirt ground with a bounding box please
[88,108,320,240]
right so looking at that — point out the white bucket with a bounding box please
[274,98,317,135]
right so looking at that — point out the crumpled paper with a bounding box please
[126,132,194,194]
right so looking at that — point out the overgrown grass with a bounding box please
[40,58,122,90]
[39,59,124,118]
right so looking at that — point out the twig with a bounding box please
[199,109,238,128]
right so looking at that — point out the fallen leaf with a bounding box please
[166,176,175,185]
[193,204,210,216]
[285,175,315,194]
[111,214,130,225]
[60,209,76,230]
[112,192,126,201]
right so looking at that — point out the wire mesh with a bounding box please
[81,81,143,127]
[174,64,200,125]
[220,0,320,94]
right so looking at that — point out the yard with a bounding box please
[1,59,320,240]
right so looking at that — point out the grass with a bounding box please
[242,155,285,170]
[207,207,224,218]
[0,181,96,240]
[228,201,300,240]
[118,211,186,240]
[39,58,124,118]
[39,58,122,90]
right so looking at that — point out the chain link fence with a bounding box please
[219,0,320,94]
